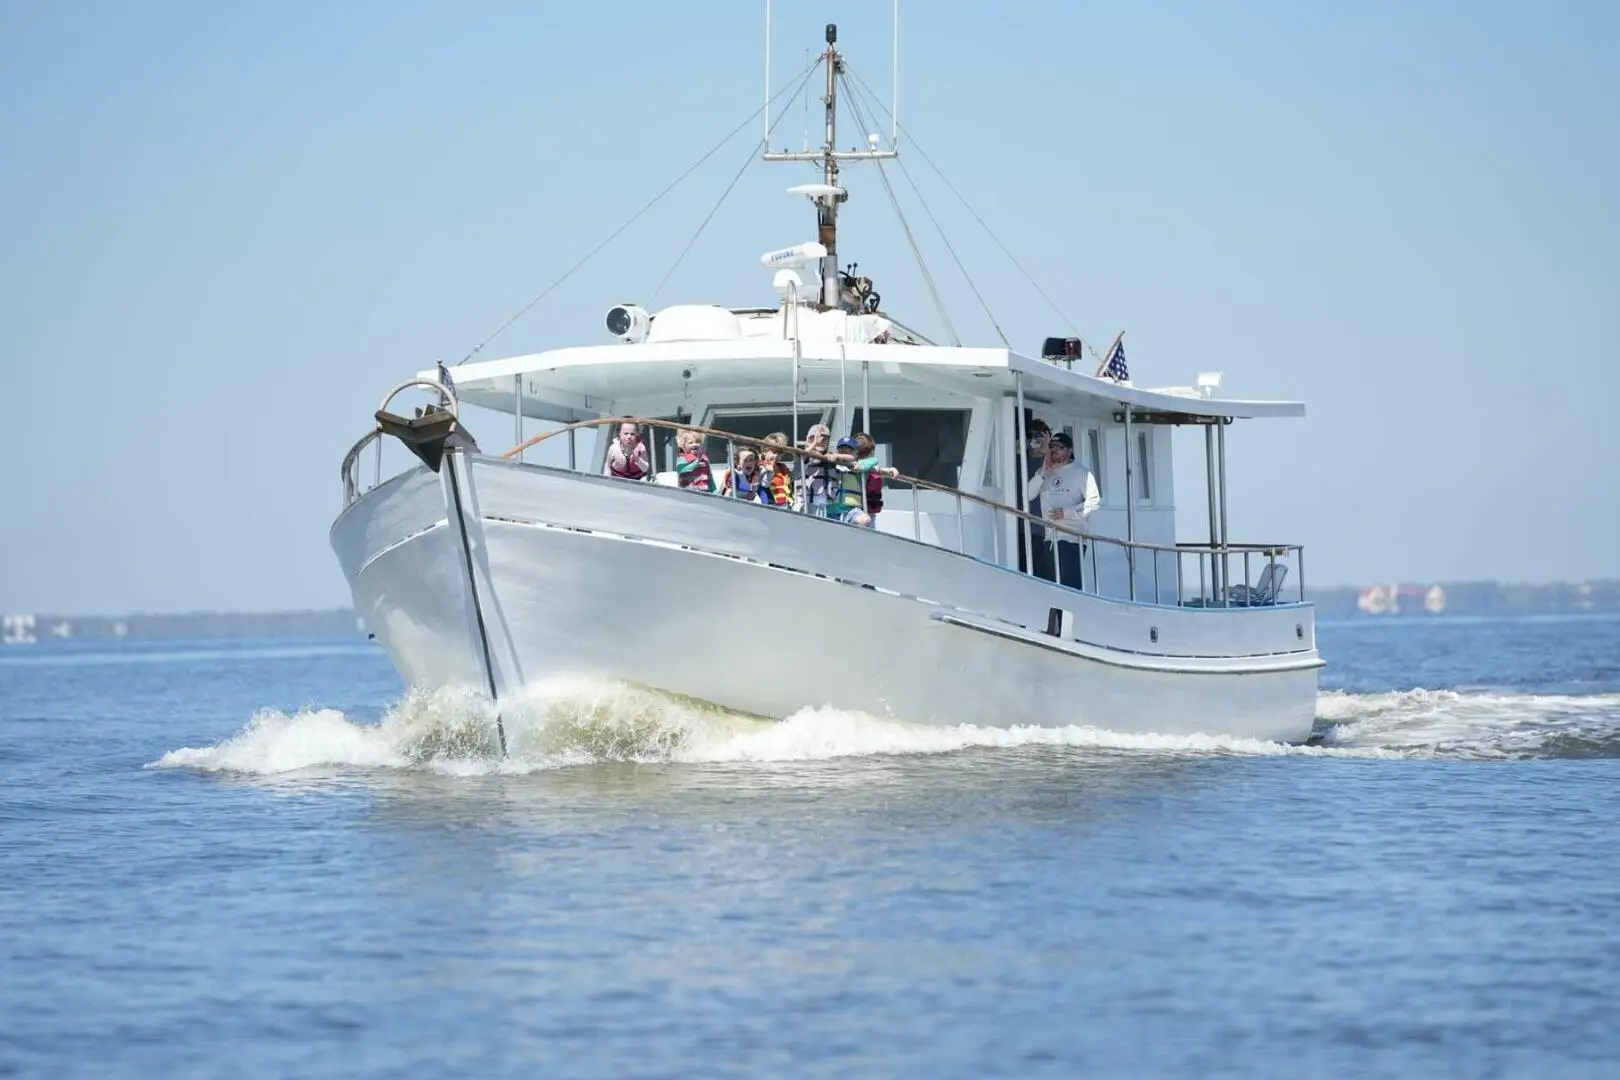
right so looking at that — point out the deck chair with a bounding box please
[1227,563,1288,607]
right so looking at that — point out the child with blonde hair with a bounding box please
[673,428,714,493]
[758,432,794,507]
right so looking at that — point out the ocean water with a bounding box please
[2,616,1618,1078]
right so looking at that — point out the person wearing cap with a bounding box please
[795,423,836,515]
[1026,430,1099,587]
[827,435,899,527]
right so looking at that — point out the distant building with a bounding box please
[1355,584,1445,615]
[1323,580,1618,618]
[2,613,36,645]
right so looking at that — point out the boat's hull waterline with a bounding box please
[330,454,1322,746]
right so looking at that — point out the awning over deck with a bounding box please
[423,339,1304,424]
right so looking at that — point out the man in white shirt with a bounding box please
[1025,431,1100,588]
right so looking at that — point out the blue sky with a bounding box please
[2,0,1616,614]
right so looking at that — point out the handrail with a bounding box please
[337,410,1307,608]
[1176,540,1292,556]
[340,428,383,507]
[502,416,1296,559]
[340,377,458,509]
[381,377,459,418]
[494,415,1308,609]
[505,415,1128,552]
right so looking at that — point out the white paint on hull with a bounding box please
[331,457,1323,744]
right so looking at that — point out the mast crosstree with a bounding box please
[764,18,898,309]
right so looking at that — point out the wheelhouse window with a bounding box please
[701,405,833,463]
[860,408,970,487]
[634,415,688,474]
[1086,428,1105,500]
[1135,430,1153,502]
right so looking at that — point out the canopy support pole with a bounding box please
[1014,372,1033,577]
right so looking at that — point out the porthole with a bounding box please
[1149,626,1159,643]
[1296,624,1304,640]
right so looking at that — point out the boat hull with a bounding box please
[331,456,1323,743]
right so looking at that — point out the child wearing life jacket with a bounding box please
[674,429,715,493]
[828,436,899,527]
[758,433,795,507]
[602,422,651,481]
[855,432,884,528]
[720,447,766,501]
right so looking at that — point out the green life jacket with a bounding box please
[832,465,866,511]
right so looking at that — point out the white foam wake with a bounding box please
[147,679,1349,777]
[149,680,1620,777]
[1315,687,1620,759]
[673,708,1377,763]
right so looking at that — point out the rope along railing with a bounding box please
[491,417,1306,609]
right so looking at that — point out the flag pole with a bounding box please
[1095,330,1124,378]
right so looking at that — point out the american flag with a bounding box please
[1099,336,1128,382]
[436,359,455,406]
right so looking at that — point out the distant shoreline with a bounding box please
[1310,579,1619,619]
[3,580,1617,642]
[2,609,361,644]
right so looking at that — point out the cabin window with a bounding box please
[859,408,970,487]
[1086,428,1105,499]
[701,405,833,464]
[636,415,689,473]
[1135,430,1153,502]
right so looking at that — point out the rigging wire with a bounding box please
[866,149,959,346]
[841,71,1008,349]
[649,59,821,306]
[454,57,821,367]
[835,79,958,345]
[846,67,1084,341]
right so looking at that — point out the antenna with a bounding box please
[892,0,900,147]
[763,1,771,148]
[764,0,899,154]
[762,0,901,309]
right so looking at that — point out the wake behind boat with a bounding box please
[330,13,1321,752]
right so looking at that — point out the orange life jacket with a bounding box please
[764,464,793,506]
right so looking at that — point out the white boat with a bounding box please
[330,16,1321,753]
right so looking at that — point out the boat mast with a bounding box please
[764,10,898,310]
[818,24,841,309]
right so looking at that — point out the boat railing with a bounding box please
[340,428,384,507]
[500,417,1307,610]
[340,377,461,508]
